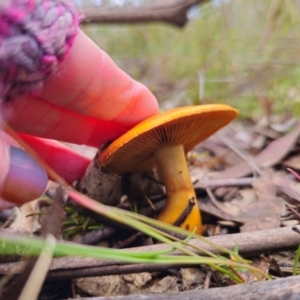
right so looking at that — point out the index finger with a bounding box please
[40,30,159,128]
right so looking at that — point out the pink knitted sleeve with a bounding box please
[0,0,79,102]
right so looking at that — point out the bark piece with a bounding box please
[76,152,122,206]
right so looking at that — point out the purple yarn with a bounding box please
[0,0,79,102]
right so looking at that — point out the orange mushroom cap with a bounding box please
[100,104,238,173]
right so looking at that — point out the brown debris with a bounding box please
[75,268,204,297]
[214,121,300,179]
[240,169,282,232]
[75,274,300,300]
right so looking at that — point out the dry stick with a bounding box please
[69,275,300,300]
[115,232,143,249]
[194,177,254,189]
[41,186,66,238]
[286,205,300,220]
[203,270,212,289]
[80,0,206,27]
[173,197,196,227]
[1,226,300,280]
[73,226,116,245]
[74,199,166,245]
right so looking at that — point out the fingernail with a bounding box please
[2,147,48,204]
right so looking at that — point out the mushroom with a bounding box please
[100,104,238,234]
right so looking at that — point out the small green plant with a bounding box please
[63,205,103,239]
[293,244,300,276]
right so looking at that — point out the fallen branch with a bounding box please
[80,0,206,27]
[68,275,300,300]
[1,226,300,280]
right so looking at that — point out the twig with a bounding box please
[173,197,196,227]
[41,186,66,238]
[115,232,143,249]
[73,200,166,245]
[205,188,226,213]
[80,0,206,27]
[73,226,116,245]
[194,177,254,189]
[203,270,212,289]
[286,205,300,220]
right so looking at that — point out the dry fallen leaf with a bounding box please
[275,176,300,205]
[240,170,282,232]
[240,258,270,283]
[75,275,129,297]
[200,139,245,168]
[282,153,300,170]
[181,268,205,289]
[122,272,153,288]
[214,121,300,179]
[199,170,283,231]
[8,200,41,234]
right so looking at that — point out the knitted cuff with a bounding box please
[0,0,79,102]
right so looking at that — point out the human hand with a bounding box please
[0,10,159,208]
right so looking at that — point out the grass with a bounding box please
[82,0,300,118]
[0,190,271,284]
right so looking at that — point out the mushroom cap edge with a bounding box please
[100,104,238,174]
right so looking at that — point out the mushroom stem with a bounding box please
[153,145,202,234]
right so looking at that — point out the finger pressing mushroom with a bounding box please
[100,104,238,234]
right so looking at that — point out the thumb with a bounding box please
[0,133,48,208]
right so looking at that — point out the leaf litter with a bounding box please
[2,113,300,299]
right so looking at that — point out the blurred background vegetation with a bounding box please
[77,0,300,118]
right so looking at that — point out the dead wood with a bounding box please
[76,155,122,206]
[80,0,206,27]
[1,226,300,280]
[66,275,300,300]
